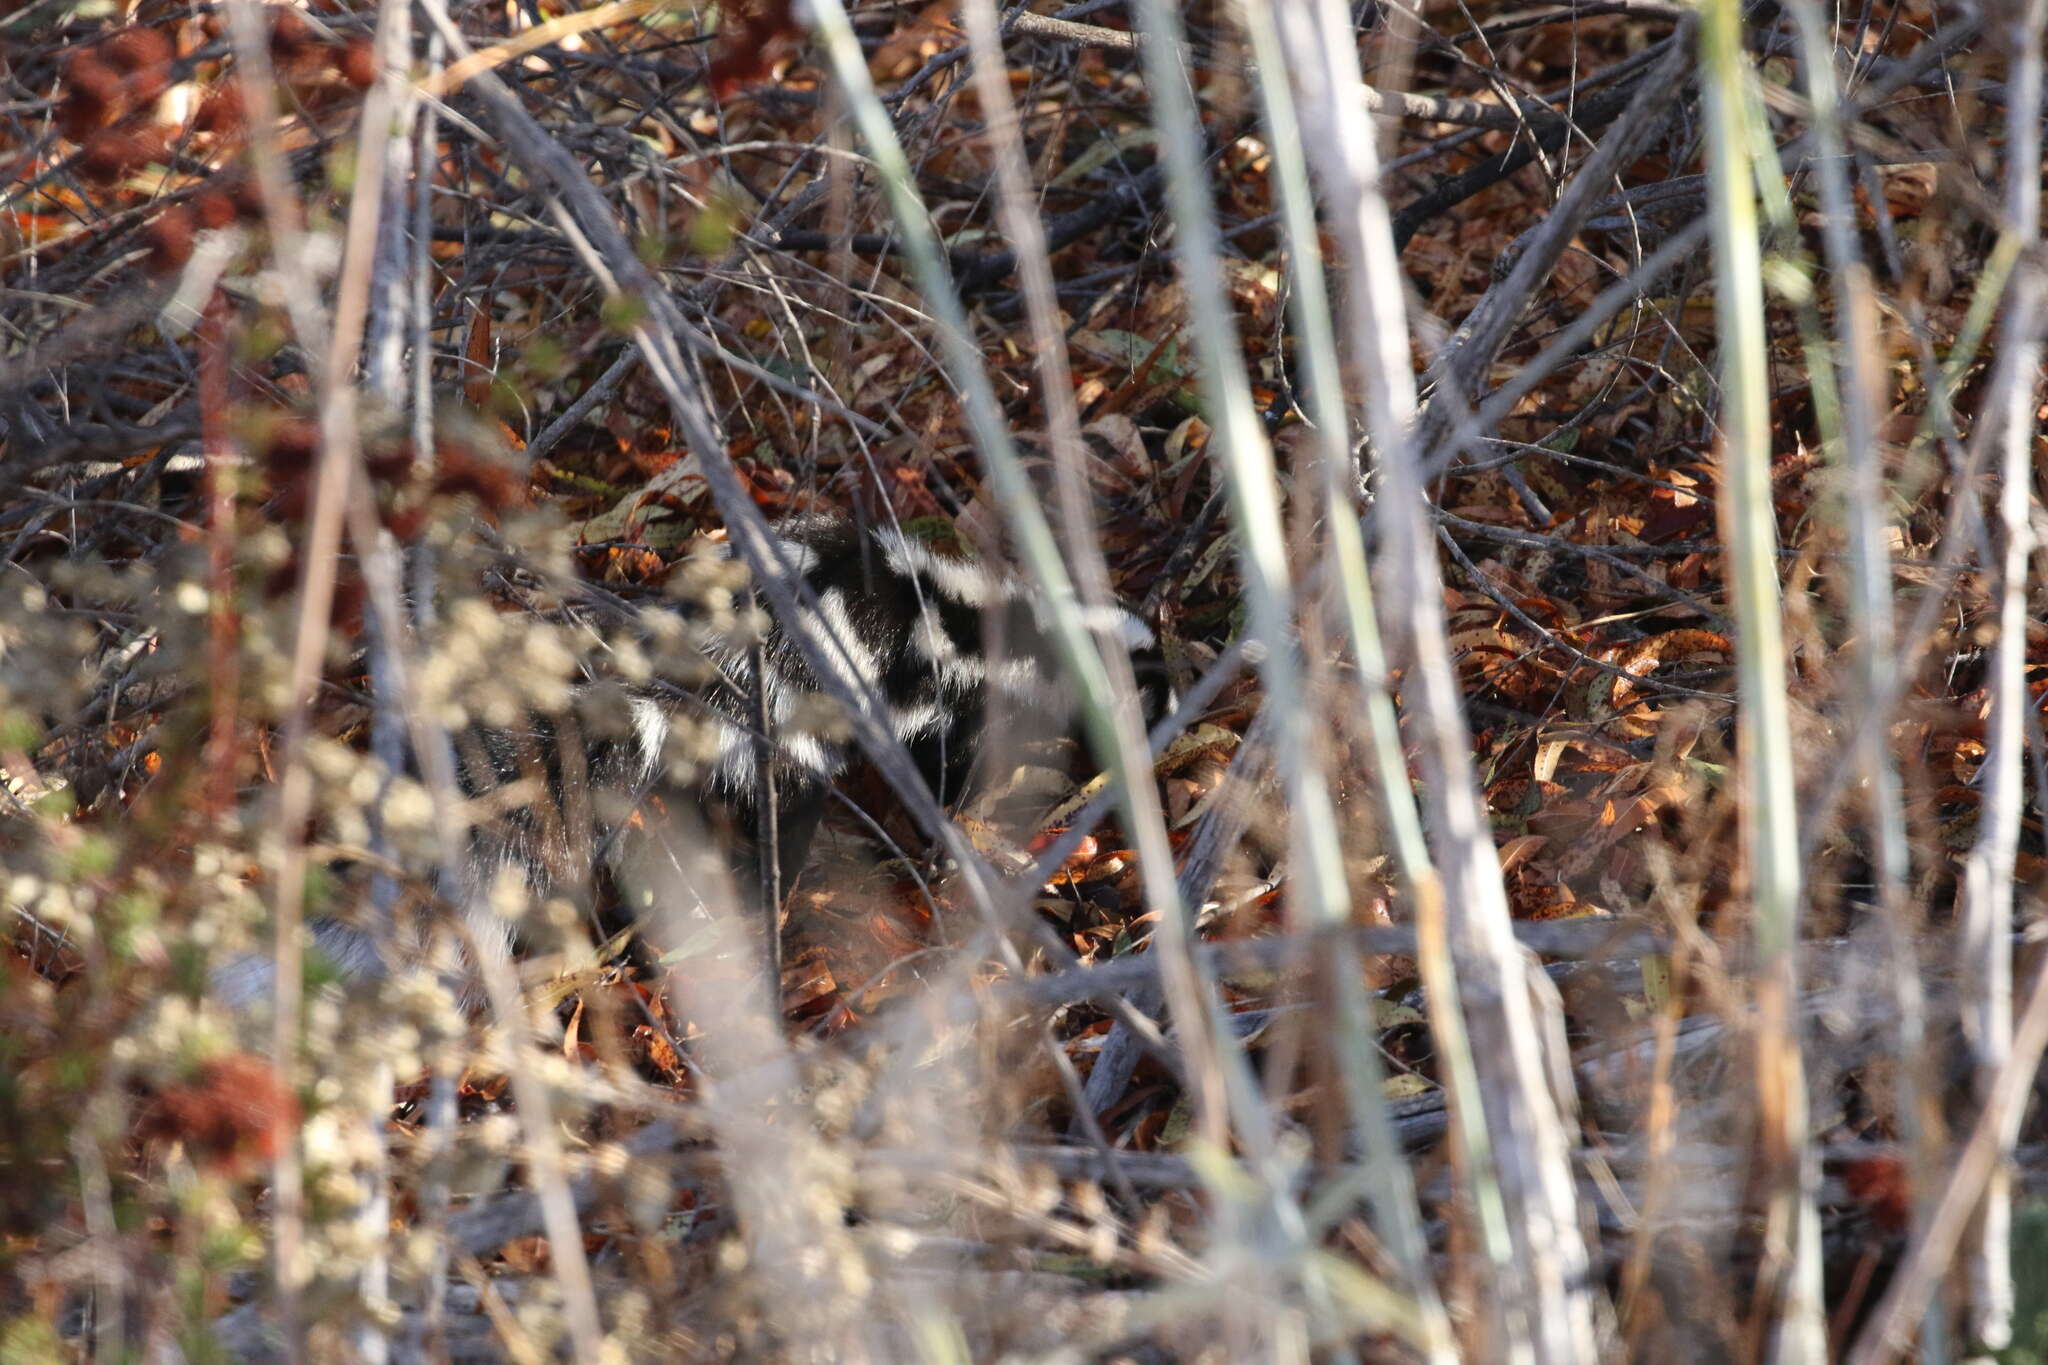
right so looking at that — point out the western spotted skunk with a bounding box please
[221,510,1159,1004]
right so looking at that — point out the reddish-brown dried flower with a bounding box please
[267,473,311,523]
[194,85,245,136]
[57,54,124,140]
[1841,1155,1911,1234]
[708,0,799,98]
[125,64,168,110]
[191,189,237,230]
[102,26,173,106]
[262,416,321,473]
[102,25,173,76]
[382,503,428,543]
[261,558,298,599]
[330,571,367,634]
[269,7,313,60]
[142,207,195,273]
[432,441,526,513]
[78,128,152,183]
[338,38,377,89]
[363,438,416,483]
[134,1054,299,1173]
[228,176,268,223]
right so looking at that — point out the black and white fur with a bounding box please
[224,512,1156,1004]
